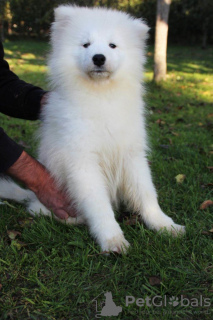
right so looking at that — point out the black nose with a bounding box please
[92,54,106,67]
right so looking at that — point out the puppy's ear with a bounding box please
[133,19,149,41]
[51,6,75,44]
[54,5,75,23]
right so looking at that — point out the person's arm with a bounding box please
[0,41,47,172]
[7,151,76,219]
[0,127,23,172]
[0,134,76,219]
[0,41,46,120]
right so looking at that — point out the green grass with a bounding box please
[0,40,213,320]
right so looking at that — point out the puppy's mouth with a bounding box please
[88,68,111,79]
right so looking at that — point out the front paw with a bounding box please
[27,200,51,216]
[101,234,130,254]
[149,213,185,236]
[162,223,185,236]
[55,215,85,225]
[157,219,185,236]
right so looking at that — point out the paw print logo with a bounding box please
[169,296,179,307]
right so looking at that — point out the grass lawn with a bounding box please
[0,40,212,319]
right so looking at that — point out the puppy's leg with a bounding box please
[0,176,52,218]
[0,176,82,224]
[67,163,130,253]
[122,154,185,236]
[0,176,35,203]
[27,198,51,217]
[0,176,51,216]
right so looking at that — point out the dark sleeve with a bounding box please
[0,127,23,172]
[0,41,46,120]
[0,41,46,172]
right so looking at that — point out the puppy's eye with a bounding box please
[109,43,116,49]
[83,43,90,48]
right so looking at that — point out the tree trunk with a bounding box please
[0,21,4,42]
[202,17,208,49]
[153,0,171,82]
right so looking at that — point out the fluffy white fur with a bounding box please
[0,6,185,253]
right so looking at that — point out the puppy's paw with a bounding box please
[55,215,85,225]
[159,222,185,237]
[148,212,185,237]
[27,200,51,217]
[101,235,130,254]
[164,223,185,236]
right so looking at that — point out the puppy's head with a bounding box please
[49,6,149,87]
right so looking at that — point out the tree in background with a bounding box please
[9,0,58,37]
[153,0,171,82]
[0,0,7,41]
[169,0,213,48]
[2,1,213,45]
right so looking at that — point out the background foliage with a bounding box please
[0,0,213,45]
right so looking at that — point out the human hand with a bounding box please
[40,92,49,109]
[7,151,76,219]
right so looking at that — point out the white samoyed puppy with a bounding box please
[0,6,185,253]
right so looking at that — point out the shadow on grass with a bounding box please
[146,45,213,74]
